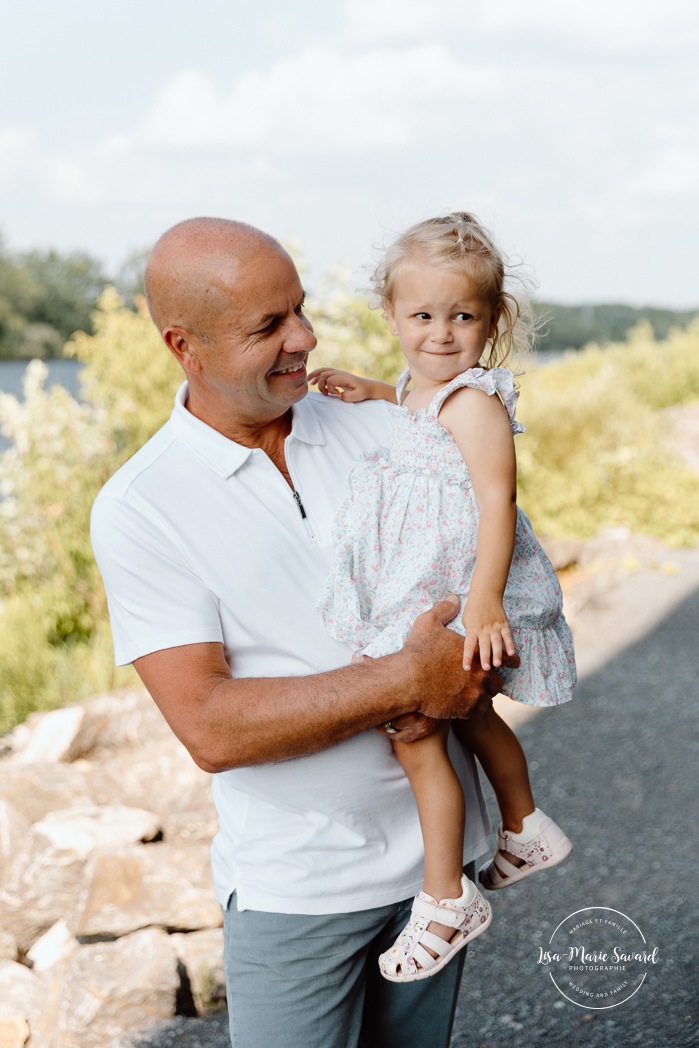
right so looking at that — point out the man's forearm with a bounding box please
[136,645,416,773]
[195,655,416,771]
[134,598,503,774]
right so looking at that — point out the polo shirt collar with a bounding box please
[171,382,325,478]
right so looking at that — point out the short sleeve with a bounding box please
[91,495,223,666]
[482,368,525,435]
[429,367,525,435]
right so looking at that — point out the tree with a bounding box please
[0,240,109,358]
[19,249,108,342]
[0,239,39,358]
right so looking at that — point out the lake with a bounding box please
[0,358,83,452]
[0,358,83,400]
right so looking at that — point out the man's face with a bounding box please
[194,244,317,426]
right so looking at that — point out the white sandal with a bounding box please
[378,875,492,983]
[478,808,572,891]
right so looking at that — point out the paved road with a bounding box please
[125,552,699,1048]
[450,553,698,1048]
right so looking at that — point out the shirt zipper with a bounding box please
[292,490,307,519]
[285,439,316,540]
[291,487,315,538]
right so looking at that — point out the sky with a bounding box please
[1,0,697,307]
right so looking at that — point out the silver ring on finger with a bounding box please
[384,721,398,735]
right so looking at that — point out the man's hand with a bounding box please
[378,711,442,742]
[351,653,442,742]
[401,595,519,721]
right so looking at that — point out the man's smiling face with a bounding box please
[193,243,317,426]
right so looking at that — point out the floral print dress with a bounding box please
[318,367,576,706]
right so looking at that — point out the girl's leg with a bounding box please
[380,726,492,979]
[454,707,572,888]
[391,722,464,905]
[453,705,534,833]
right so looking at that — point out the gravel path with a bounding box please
[451,546,699,1047]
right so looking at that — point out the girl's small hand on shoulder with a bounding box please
[462,598,516,672]
[307,368,374,402]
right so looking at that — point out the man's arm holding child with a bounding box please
[134,596,508,773]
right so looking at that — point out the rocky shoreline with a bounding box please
[0,690,225,1048]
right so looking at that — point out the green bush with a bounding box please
[0,291,181,732]
[516,320,699,542]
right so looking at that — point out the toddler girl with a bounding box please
[309,212,576,984]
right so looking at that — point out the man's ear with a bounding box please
[162,327,203,374]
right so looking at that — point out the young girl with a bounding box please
[309,212,576,984]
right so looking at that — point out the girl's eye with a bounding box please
[414,312,431,320]
[455,312,474,321]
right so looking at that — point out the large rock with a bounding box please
[26,920,78,973]
[0,762,112,825]
[0,1019,29,1048]
[0,687,223,1044]
[0,932,18,963]
[0,801,29,880]
[170,929,226,1014]
[12,705,89,765]
[0,961,45,1027]
[30,804,162,857]
[0,836,87,954]
[101,746,215,842]
[70,844,222,941]
[54,928,180,1048]
[8,690,171,766]
[0,806,162,952]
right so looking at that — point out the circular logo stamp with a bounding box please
[536,906,660,1009]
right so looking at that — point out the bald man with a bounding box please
[91,218,505,1048]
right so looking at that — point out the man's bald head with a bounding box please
[144,218,287,343]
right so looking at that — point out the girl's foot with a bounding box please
[378,875,492,983]
[478,808,572,891]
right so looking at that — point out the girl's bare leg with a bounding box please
[392,723,466,949]
[453,705,535,867]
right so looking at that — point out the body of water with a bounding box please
[0,358,83,452]
[0,358,83,400]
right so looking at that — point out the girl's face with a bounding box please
[387,260,498,389]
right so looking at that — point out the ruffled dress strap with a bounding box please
[395,368,411,406]
[427,367,525,435]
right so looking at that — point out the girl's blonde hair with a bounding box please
[371,211,537,367]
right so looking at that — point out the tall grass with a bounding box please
[516,319,699,544]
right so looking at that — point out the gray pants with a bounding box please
[222,869,474,1048]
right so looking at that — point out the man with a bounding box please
[91,218,508,1048]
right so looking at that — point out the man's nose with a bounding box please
[285,313,317,353]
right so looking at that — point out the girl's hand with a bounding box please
[308,368,374,402]
[462,599,516,672]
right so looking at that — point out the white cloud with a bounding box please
[137,46,503,154]
[1,3,697,304]
[0,129,96,203]
[343,0,699,50]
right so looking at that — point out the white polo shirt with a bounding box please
[91,383,489,914]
